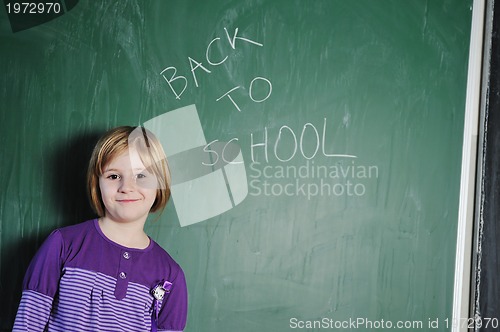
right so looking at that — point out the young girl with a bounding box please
[13,126,188,332]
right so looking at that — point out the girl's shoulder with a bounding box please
[141,240,185,281]
[147,240,182,267]
[57,219,95,234]
[52,219,95,243]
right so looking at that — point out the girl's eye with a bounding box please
[136,173,146,179]
[107,174,120,180]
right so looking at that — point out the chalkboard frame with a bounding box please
[451,0,487,331]
[470,0,500,331]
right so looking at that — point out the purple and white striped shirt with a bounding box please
[13,219,188,332]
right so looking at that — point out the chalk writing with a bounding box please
[216,77,273,112]
[250,118,357,163]
[160,27,269,107]
[203,118,356,165]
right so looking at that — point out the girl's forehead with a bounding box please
[105,148,147,170]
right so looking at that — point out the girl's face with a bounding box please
[99,149,158,224]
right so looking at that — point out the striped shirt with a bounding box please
[13,219,188,332]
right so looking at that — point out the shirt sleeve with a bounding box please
[12,230,65,332]
[157,266,188,332]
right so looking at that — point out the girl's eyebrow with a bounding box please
[103,168,121,173]
[103,167,146,173]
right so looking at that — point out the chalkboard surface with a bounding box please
[0,1,472,331]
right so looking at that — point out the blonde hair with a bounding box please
[87,126,171,217]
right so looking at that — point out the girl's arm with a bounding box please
[12,230,64,332]
[157,267,188,332]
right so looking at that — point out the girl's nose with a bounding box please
[119,175,136,192]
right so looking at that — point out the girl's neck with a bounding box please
[98,217,150,249]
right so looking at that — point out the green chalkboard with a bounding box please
[0,0,472,331]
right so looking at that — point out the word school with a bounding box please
[203,118,357,165]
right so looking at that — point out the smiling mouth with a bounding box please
[117,199,140,203]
